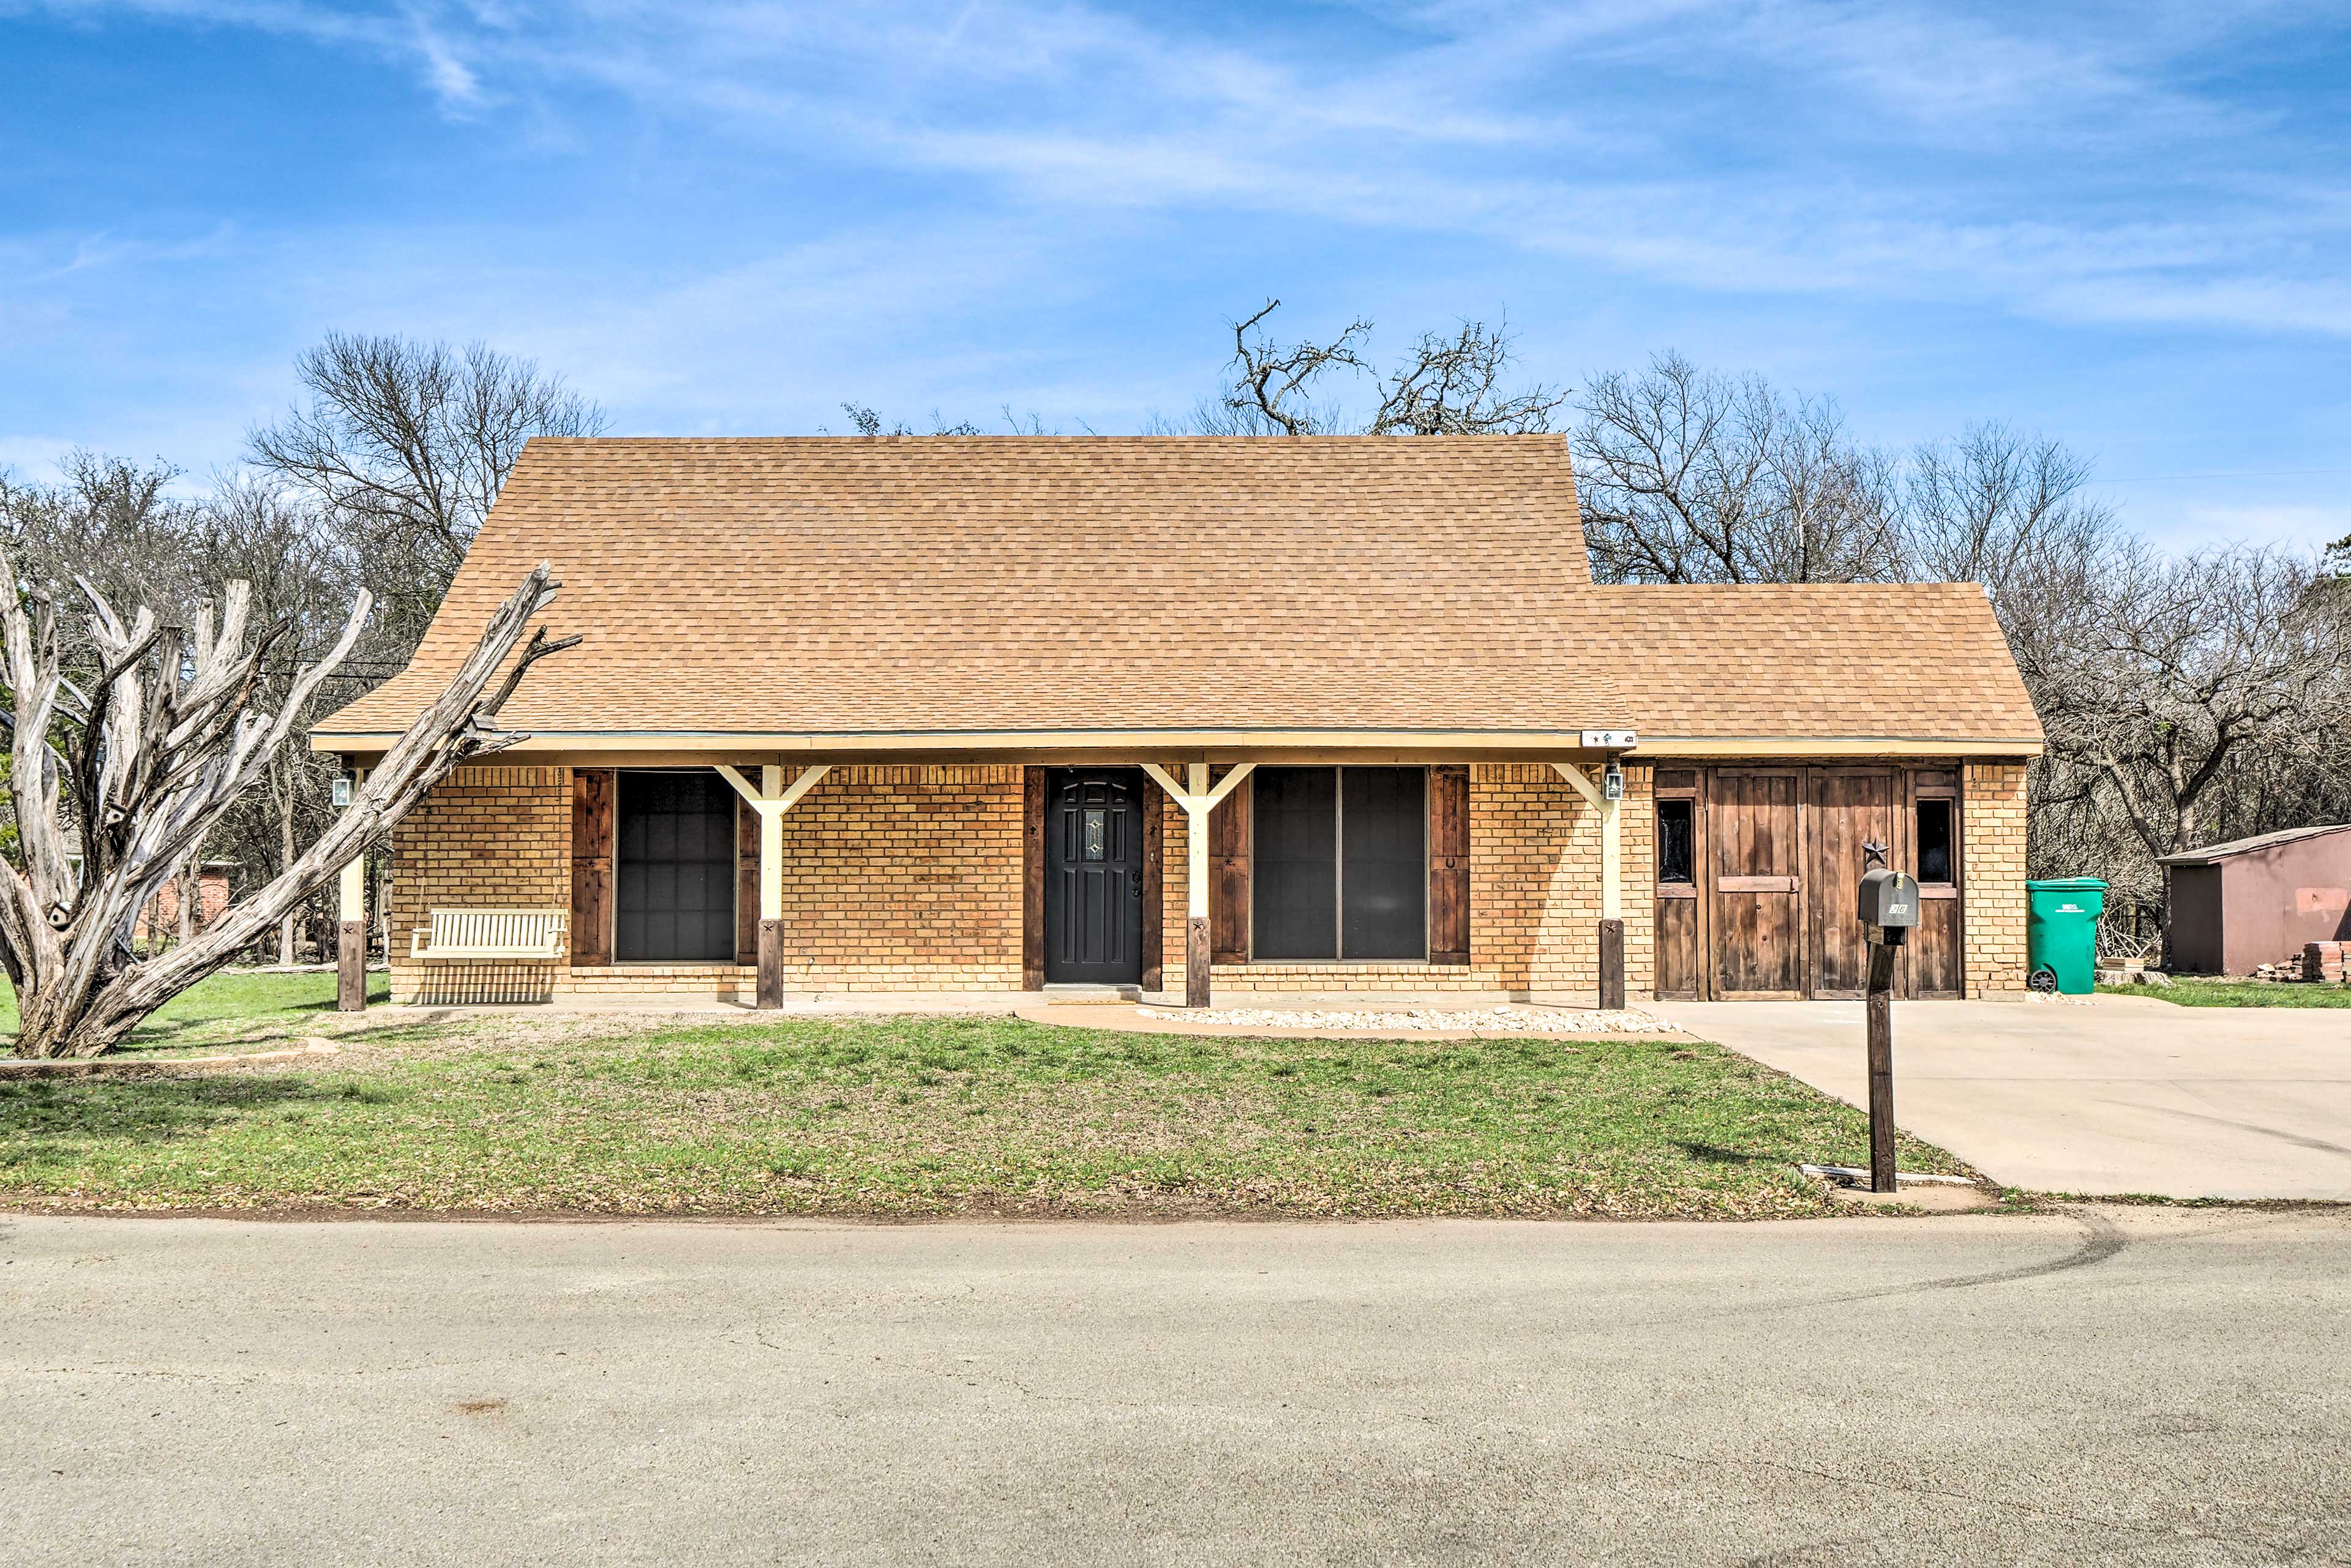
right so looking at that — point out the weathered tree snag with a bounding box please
[0,550,576,1057]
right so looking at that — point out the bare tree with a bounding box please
[1202,299,1567,438]
[1903,422,2119,610]
[1573,352,1903,583]
[186,471,373,965]
[248,334,604,650]
[829,402,985,438]
[0,554,576,1058]
[2025,542,2351,874]
[1368,317,1571,435]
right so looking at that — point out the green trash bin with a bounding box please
[2026,877,2108,994]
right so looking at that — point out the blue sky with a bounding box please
[3,1,2347,550]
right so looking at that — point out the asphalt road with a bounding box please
[6,1207,2348,1566]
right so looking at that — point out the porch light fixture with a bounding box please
[331,776,352,809]
[1602,762,1625,802]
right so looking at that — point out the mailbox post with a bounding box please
[1856,843,1919,1194]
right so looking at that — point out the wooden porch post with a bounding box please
[719,763,831,1010]
[336,766,368,1012]
[1187,763,1212,1008]
[1141,762,1257,1008]
[1555,762,1625,1010]
[757,765,786,1009]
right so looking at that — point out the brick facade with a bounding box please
[385,757,2017,1003]
[1155,763,1652,1002]
[386,766,569,1003]
[771,765,1024,991]
[1963,760,2030,994]
[388,763,1027,1003]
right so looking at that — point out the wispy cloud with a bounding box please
[4,0,2347,545]
[91,0,2325,339]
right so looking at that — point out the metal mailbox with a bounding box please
[1859,867,1919,932]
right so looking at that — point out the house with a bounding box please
[132,860,235,940]
[2158,824,2351,975]
[311,435,2044,1007]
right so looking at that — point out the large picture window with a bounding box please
[1251,767,1427,960]
[615,771,738,962]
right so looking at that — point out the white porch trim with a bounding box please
[1139,762,1259,1005]
[717,763,831,921]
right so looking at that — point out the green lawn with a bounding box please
[0,969,392,1055]
[0,1011,1970,1220]
[2099,978,2351,1007]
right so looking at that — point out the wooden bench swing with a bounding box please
[408,908,569,962]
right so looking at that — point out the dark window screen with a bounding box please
[1253,767,1338,959]
[616,771,738,961]
[1341,768,1426,959]
[1657,800,1695,884]
[1917,798,1955,884]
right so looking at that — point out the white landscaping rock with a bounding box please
[1136,1004,1685,1034]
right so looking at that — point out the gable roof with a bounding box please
[315,435,2042,754]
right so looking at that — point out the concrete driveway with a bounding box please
[1651,993,2351,1199]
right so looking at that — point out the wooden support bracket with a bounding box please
[716,763,831,1008]
[1141,762,1258,1008]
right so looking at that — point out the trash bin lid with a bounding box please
[2026,877,2110,892]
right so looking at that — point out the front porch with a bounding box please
[371,757,1651,1010]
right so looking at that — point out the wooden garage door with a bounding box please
[1809,769,1900,999]
[1710,771,1805,997]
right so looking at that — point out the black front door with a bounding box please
[1044,769,1146,984]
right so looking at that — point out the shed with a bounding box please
[2158,825,2351,975]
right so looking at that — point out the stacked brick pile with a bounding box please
[2307,942,2349,983]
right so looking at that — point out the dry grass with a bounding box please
[0,1010,1973,1220]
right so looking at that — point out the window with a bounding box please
[1657,800,1695,885]
[1916,798,1954,885]
[1251,767,1427,960]
[615,771,738,961]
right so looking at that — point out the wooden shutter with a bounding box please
[736,795,760,964]
[1021,768,1046,989]
[569,768,614,966]
[1209,769,1251,963]
[1428,765,1469,964]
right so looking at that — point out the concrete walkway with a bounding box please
[1652,993,2351,1200]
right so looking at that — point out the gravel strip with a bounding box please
[1134,1005,1685,1034]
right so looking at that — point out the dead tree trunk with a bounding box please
[277,745,299,967]
[0,552,576,1057]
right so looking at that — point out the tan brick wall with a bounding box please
[1159,763,1648,1003]
[1963,760,2030,994]
[389,763,1025,998]
[1469,763,1654,1001]
[389,760,1645,1002]
[773,765,1023,991]
[387,765,571,1003]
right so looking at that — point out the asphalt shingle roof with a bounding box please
[315,435,2042,748]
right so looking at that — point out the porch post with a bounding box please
[1140,762,1256,1008]
[719,762,832,1011]
[336,767,367,1013]
[1598,781,1624,1009]
[1554,762,1625,1010]
[1187,763,1212,1008]
[758,765,786,1010]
